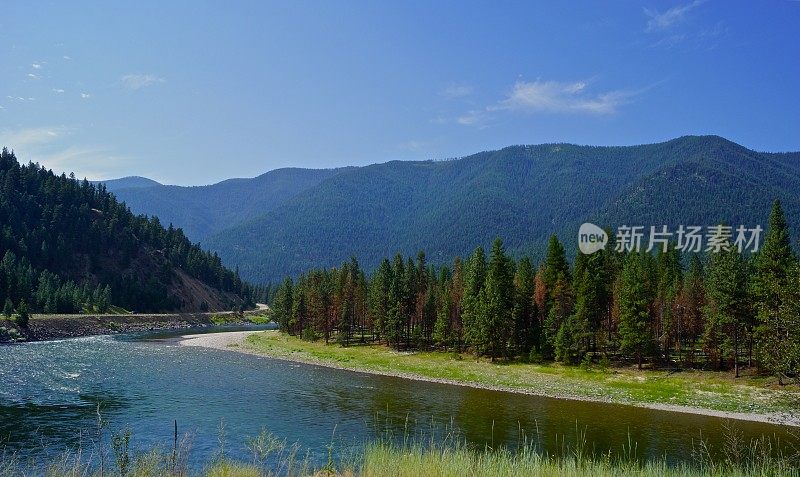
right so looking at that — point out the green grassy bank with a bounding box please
[243,331,800,421]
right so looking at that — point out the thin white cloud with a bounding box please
[0,126,69,149]
[489,80,635,115]
[27,73,39,79]
[0,126,131,180]
[53,88,65,94]
[644,0,704,32]
[457,110,483,125]
[31,63,42,69]
[63,55,71,60]
[121,73,165,90]
[80,93,91,99]
[441,83,473,99]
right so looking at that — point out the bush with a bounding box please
[598,354,611,372]
[302,327,318,341]
[528,350,544,364]
[15,301,29,328]
[580,353,593,371]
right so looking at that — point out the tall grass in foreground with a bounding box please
[1,424,798,477]
[359,439,799,477]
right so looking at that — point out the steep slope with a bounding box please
[0,149,252,313]
[205,135,797,283]
[104,167,349,241]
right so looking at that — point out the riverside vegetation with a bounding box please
[267,200,800,391]
[1,421,798,477]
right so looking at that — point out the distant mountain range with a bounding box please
[100,136,800,284]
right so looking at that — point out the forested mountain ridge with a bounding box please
[103,167,350,241]
[202,135,800,283]
[95,176,161,191]
[0,149,253,314]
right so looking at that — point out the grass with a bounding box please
[210,314,272,326]
[3,426,798,477]
[356,440,799,477]
[244,331,800,417]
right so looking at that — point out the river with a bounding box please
[1,327,796,470]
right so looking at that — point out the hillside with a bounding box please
[202,136,800,283]
[103,167,349,241]
[0,149,252,314]
[94,136,800,284]
[96,176,162,191]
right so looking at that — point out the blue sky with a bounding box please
[1,1,798,185]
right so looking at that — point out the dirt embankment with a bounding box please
[4,308,269,342]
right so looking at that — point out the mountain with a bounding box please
[198,136,800,283]
[95,176,161,191]
[102,168,349,241]
[0,149,252,313]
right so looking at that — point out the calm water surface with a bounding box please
[1,327,797,469]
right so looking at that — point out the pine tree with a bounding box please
[369,259,392,341]
[273,278,294,333]
[704,242,750,375]
[2,298,12,318]
[618,253,652,369]
[15,300,29,328]
[752,200,797,381]
[675,255,706,366]
[462,247,487,353]
[511,257,536,354]
[482,238,514,360]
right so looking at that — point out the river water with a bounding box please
[1,327,797,470]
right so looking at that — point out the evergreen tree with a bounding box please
[704,242,750,375]
[462,247,487,353]
[675,255,705,366]
[511,257,536,354]
[2,298,12,318]
[618,253,653,369]
[481,238,514,360]
[273,278,294,333]
[369,259,392,341]
[15,300,29,328]
[752,200,797,381]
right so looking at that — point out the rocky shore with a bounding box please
[1,309,268,342]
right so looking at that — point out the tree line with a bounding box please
[271,200,800,381]
[0,148,254,315]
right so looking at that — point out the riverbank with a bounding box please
[1,309,270,342]
[185,330,800,427]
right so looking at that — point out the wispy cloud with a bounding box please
[80,93,91,99]
[0,126,131,180]
[489,80,636,115]
[62,55,71,60]
[644,0,704,32]
[27,73,39,79]
[452,78,651,127]
[31,63,42,69]
[52,88,65,94]
[121,73,165,90]
[0,126,69,150]
[441,83,473,99]
[456,110,483,125]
